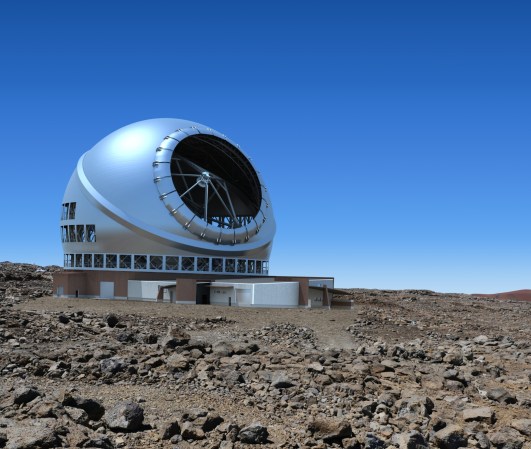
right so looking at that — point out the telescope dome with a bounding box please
[60,118,275,275]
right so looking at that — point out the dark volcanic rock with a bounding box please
[100,357,125,374]
[57,314,70,324]
[238,423,269,444]
[486,388,517,404]
[489,427,525,449]
[62,395,105,421]
[159,419,181,440]
[13,386,41,405]
[6,421,60,449]
[104,401,144,431]
[105,313,119,328]
[433,425,467,449]
[308,418,352,443]
[271,372,296,389]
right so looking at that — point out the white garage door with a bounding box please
[100,282,114,299]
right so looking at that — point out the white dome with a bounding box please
[60,119,275,274]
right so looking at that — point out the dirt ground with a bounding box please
[2,293,530,448]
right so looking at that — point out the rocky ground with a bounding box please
[0,262,530,449]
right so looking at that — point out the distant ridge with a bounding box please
[474,289,531,302]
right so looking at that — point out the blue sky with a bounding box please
[0,0,529,293]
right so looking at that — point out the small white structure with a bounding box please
[127,280,174,301]
[209,281,299,307]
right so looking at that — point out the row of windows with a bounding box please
[61,225,96,243]
[64,254,269,275]
[61,202,77,220]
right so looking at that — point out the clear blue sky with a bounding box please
[0,1,529,293]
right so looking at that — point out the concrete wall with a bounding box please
[210,283,251,306]
[209,282,298,307]
[127,281,174,301]
[210,285,233,305]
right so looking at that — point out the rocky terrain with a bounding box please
[0,262,530,449]
[0,262,61,304]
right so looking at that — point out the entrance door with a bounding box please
[56,286,64,297]
[100,282,114,299]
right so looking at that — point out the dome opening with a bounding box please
[170,135,262,229]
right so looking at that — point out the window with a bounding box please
[134,255,147,269]
[64,254,73,268]
[106,254,117,269]
[68,225,76,242]
[75,254,83,268]
[256,260,262,274]
[150,255,163,270]
[86,225,96,242]
[237,259,246,273]
[68,202,76,220]
[119,255,131,269]
[247,260,255,274]
[76,225,85,242]
[166,256,179,270]
[212,258,223,272]
[94,254,104,268]
[197,257,209,272]
[262,261,269,275]
[182,257,194,271]
[83,254,92,268]
[61,202,77,220]
[225,258,235,273]
[60,226,67,242]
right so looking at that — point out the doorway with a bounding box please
[100,281,115,299]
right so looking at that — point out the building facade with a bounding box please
[54,118,335,307]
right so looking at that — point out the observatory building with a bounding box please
[53,118,335,307]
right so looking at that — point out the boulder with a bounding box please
[100,357,125,374]
[62,396,105,421]
[238,423,269,444]
[57,314,70,324]
[159,420,180,440]
[105,313,119,328]
[433,425,467,449]
[394,431,429,449]
[271,372,296,389]
[6,421,60,449]
[13,387,41,405]
[308,418,352,443]
[365,433,386,449]
[396,395,434,420]
[166,353,189,371]
[212,341,234,357]
[64,406,90,425]
[473,335,490,344]
[202,412,224,432]
[308,362,325,373]
[463,407,494,423]
[104,401,144,431]
[180,421,205,440]
[489,427,525,449]
[510,419,531,436]
[166,325,191,346]
[487,388,517,404]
